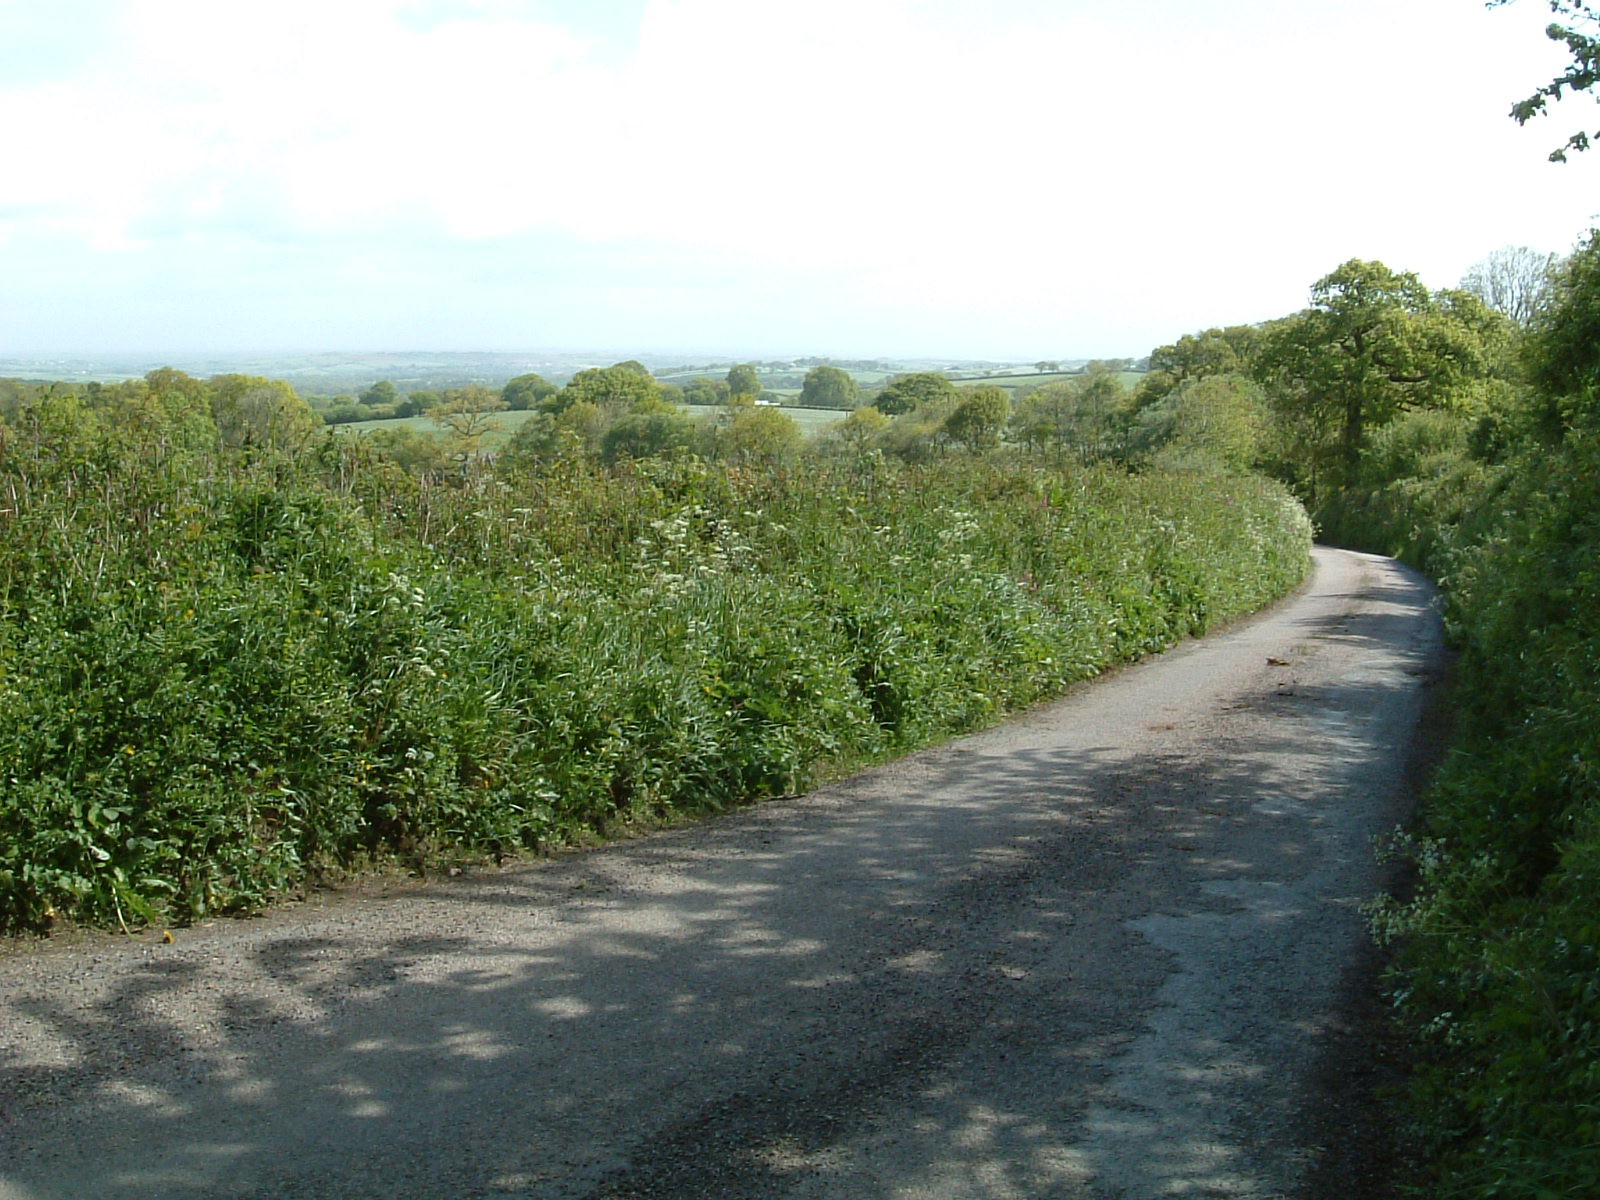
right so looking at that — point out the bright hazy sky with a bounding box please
[3,0,1598,360]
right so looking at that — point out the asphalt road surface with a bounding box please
[0,546,1443,1199]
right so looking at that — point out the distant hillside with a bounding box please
[0,352,1108,396]
[0,352,603,395]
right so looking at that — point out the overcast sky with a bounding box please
[3,0,1598,361]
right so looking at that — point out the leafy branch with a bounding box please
[1493,0,1600,159]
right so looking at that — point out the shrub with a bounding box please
[0,398,1311,932]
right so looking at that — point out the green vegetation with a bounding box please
[946,369,1146,399]
[874,372,959,416]
[1010,368,1136,465]
[502,372,558,411]
[0,367,1311,935]
[1133,234,1600,1197]
[679,377,730,406]
[340,408,541,442]
[1257,259,1505,504]
[753,405,849,435]
[7,238,1596,1197]
[725,363,762,401]
[798,364,859,409]
[1356,233,1600,1200]
[13,122,1596,1192]
[335,403,848,454]
[1497,0,1600,160]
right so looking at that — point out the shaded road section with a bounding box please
[0,547,1442,1198]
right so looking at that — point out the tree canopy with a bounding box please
[942,386,1009,451]
[210,374,320,451]
[799,365,859,409]
[359,380,398,408]
[725,363,762,399]
[1149,326,1261,384]
[503,372,558,411]
[720,405,802,466]
[1137,325,1263,409]
[1460,245,1559,326]
[1011,372,1131,463]
[875,372,958,416]
[429,383,506,457]
[1255,258,1504,495]
[681,376,731,406]
[1134,374,1269,473]
[557,366,665,413]
[600,409,695,463]
[823,404,890,457]
[1524,228,1600,398]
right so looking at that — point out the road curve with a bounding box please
[0,546,1442,1200]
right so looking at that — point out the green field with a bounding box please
[332,404,849,443]
[336,409,541,445]
[944,370,1146,393]
[757,405,850,432]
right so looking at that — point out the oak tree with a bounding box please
[429,383,506,457]
[799,365,859,410]
[942,386,1009,451]
[681,376,731,406]
[557,366,664,413]
[726,363,762,400]
[359,380,398,408]
[1256,259,1502,495]
[875,372,958,416]
[503,372,558,411]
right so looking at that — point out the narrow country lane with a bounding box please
[0,546,1443,1200]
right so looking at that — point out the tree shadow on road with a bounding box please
[0,569,1440,1200]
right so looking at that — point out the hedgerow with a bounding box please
[0,389,1311,932]
[1367,425,1600,1198]
[1350,234,1600,1198]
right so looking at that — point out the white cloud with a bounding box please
[2,0,1599,355]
